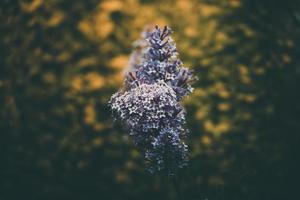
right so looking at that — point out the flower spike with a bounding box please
[109,26,196,175]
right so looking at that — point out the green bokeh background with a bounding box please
[1,0,299,199]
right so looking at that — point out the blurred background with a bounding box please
[1,0,300,199]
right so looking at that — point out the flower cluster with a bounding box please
[109,26,196,175]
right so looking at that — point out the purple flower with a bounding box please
[109,26,196,175]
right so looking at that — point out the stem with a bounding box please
[173,175,183,200]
